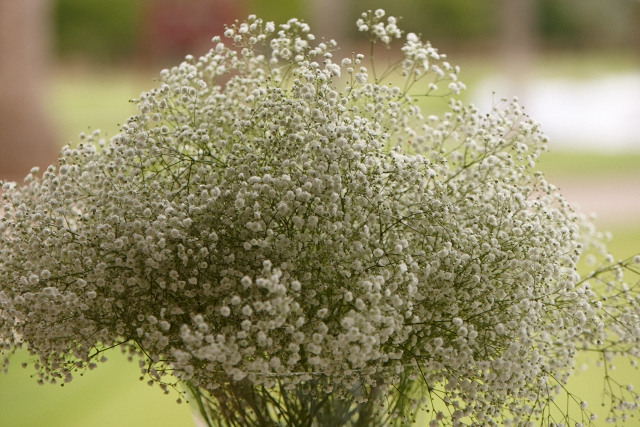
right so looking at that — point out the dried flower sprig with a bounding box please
[1,9,639,426]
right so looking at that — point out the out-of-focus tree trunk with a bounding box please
[0,0,57,182]
[499,0,537,93]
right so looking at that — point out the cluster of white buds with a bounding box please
[1,10,639,425]
[356,9,403,46]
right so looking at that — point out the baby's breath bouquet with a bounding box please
[2,10,640,426]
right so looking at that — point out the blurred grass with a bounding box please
[49,66,156,146]
[0,349,193,427]
[538,150,640,179]
[6,55,637,424]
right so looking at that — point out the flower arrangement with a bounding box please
[1,9,640,426]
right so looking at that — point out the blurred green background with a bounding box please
[1,0,639,425]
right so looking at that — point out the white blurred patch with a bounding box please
[472,73,640,151]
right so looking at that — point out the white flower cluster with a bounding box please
[356,9,402,46]
[1,10,639,425]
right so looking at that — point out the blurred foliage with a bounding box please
[539,0,639,49]
[539,0,583,43]
[54,0,144,60]
[52,0,639,61]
